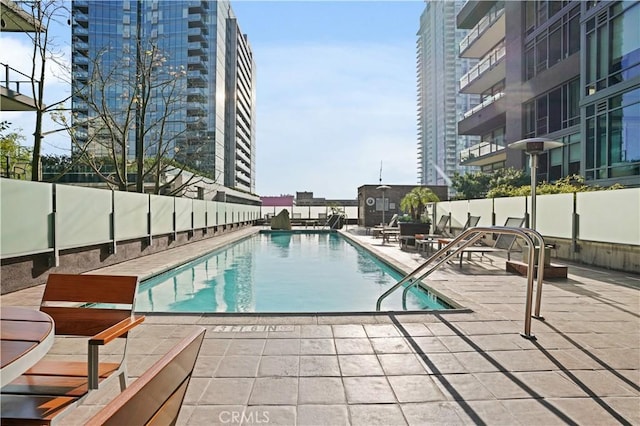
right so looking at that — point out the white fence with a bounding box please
[0,179,261,261]
[429,188,639,246]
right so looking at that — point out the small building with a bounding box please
[357,184,449,227]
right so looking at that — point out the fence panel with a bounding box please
[577,188,640,245]
[434,201,451,223]
[467,198,494,227]
[534,193,573,239]
[114,191,148,241]
[57,185,111,249]
[207,201,219,226]
[175,198,192,232]
[1,180,52,256]
[448,200,470,229]
[493,196,527,225]
[150,194,174,236]
[193,199,207,229]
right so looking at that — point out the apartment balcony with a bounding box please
[73,11,89,27]
[187,104,206,117]
[187,28,205,42]
[457,0,497,29]
[458,92,506,135]
[74,0,89,13]
[0,63,39,111]
[459,141,506,167]
[459,44,505,94]
[187,18,205,29]
[236,159,251,176]
[459,6,504,59]
[73,26,88,39]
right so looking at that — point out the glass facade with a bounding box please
[71,0,255,192]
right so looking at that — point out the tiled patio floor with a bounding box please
[1,227,638,425]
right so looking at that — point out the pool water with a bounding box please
[136,232,450,313]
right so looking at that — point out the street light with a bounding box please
[508,137,563,230]
[376,185,391,225]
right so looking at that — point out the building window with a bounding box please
[586,2,640,95]
[524,5,579,81]
[585,87,640,180]
[523,78,579,138]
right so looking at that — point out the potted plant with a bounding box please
[398,187,440,237]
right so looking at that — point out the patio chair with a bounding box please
[454,216,526,266]
[372,213,399,237]
[1,274,144,425]
[85,327,205,426]
[412,215,452,252]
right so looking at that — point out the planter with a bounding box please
[398,222,431,237]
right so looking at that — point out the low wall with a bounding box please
[1,223,252,295]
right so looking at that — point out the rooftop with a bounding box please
[1,227,638,425]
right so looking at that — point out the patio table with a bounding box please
[1,307,54,387]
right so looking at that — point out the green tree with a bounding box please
[452,168,529,199]
[0,122,32,179]
[400,187,439,222]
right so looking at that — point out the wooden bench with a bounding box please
[1,274,145,425]
[85,327,205,426]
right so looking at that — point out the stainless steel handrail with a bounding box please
[375,226,546,339]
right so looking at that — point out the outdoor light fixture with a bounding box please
[376,184,391,226]
[508,138,564,230]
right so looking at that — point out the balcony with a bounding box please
[459,6,505,59]
[458,92,506,136]
[457,0,498,29]
[1,0,41,32]
[0,63,39,111]
[459,141,506,167]
[459,44,505,94]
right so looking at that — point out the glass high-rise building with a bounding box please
[71,0,255,193]
[416,0,479,190]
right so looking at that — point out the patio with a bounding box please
[1,227,638,425]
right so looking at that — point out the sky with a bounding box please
[0,0,426,200]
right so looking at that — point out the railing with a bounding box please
[460,44,506,91]
[462,92,504,119]
[459,141,505,163]
[1,63,38,98]
[376,226,546,339]
[459,6,505,54]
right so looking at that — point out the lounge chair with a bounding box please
[452,216,526,266]
[411,215,452,252]
[85,327,205,426]
[1,274,145,425]
[372,213,399,238]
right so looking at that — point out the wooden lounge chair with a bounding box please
[85,327,205,426]
[1,274,144,425]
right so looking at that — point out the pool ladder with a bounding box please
[375,226,546,340]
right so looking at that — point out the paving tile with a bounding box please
[511,371,589,398]
[200,338,232,356]
[297,405,349,426]
[334,338,374,354]
[378,353,429,375]
[434,374,495,401]
[184,405,248,426]
[262,338,300,355]
[487,349,559,372]
[546,397,630,425]
[453,351,503,373]
[298,377,346,404]
[343,377,396,403]
[200,378,254,405]
[395,322,434,336]
[332,324,367,338]
[456,400,523,426]
[183,377,211,404]
[603,397,640,425]
[338,354,384,376]
[225,339,266,356]
[371,337,413,354]
[258,355,299,377]
[349,404,407,426]
[420,353,467,374]
[411,336,450,353]
[401,402,466,425]
[388,375,446,403]
[300,324,333,338]
[565,370,638,397]
[193,355,222,378]
[248,377,298,405]
[300,338,336,355]
[364,324,403,337]
[214,356,261,378]
[299,355,341,376]
[473,372,538,400]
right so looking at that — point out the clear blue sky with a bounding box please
[0,0,425,200]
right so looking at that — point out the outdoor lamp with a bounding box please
[508,138,563,230]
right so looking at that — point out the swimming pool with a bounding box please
[136,231,451,313]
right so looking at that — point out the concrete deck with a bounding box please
[1,227,638,425]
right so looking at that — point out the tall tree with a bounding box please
[17,0,70,181]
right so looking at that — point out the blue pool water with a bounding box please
[136,232,450,313]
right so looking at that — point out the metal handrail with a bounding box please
[375,226,546,339]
